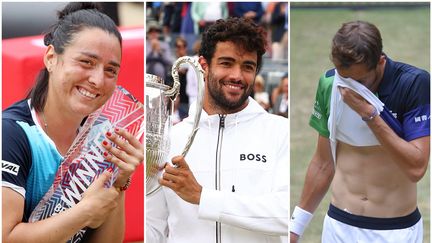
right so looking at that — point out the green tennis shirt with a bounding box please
[309,71,334,138]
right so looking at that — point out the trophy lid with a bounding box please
[145,73,171,91]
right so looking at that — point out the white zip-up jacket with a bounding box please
[146,98,289,243]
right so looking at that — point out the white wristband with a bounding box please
[290,206,313,237]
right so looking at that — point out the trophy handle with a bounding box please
[171,56,205,158]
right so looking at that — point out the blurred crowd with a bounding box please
[146,2,289,121]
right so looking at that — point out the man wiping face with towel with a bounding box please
[290,20,430,243]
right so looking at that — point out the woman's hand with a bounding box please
[102,128,144,189]
[80,171,119,229]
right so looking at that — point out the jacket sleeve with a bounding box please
[145,188,169,243]
[197,122,289,235]
[198,188,288,235]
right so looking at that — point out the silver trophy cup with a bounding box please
[146,56,204,195]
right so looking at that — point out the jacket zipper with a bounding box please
[215,114,226,243]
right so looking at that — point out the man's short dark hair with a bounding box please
[331,20,382,70]
[199,17,267,73]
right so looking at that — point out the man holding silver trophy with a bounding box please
[146,17,289,242]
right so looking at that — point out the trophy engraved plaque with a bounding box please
[29,86,144,243]
[146,56,204,195]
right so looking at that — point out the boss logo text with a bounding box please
[240,154,267,163]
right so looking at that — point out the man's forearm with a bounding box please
[339,88,429,182]
[366,115,429,182]
[298,155,334,213]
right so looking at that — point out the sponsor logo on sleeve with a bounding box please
[312,101,322,119]
[389,110,398,119]
[2,161,20,176]
[414,114,430,123]
[312,109,322,120]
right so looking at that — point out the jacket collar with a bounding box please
[186,97,267,128]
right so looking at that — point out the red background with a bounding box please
[2,27,144,242]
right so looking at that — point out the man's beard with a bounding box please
[207,70,254,112]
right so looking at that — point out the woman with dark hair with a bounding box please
[2,3,143,242]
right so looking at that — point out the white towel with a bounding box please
[328,70,385,161]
